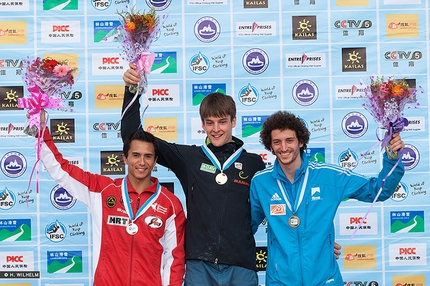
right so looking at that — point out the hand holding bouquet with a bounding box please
[117,6,163,95]
[18,57,76,136]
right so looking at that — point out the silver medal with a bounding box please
[215,173,228,185]
[126,222,139,235]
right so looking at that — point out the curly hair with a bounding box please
[260,111,310,152]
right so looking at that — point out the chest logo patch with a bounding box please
[145,215,164,229]
[270,204,286,216]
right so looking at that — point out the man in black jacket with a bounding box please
[122,66,341,285]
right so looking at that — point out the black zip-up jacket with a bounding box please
[121,87,266,270]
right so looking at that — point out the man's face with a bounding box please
[270,129,303,169]
[122,140,157,182]
[202,115,236,147]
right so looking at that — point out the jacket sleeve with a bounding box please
[161,192,186,286]
[121,86,143,143]
[345,152,405,202]
[250,176,266,235]
[39,128,109,207]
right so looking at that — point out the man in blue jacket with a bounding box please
[250,110,405,286]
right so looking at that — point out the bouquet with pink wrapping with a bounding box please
[18,57,75,136]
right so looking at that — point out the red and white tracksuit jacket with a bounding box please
[39,129,186,286]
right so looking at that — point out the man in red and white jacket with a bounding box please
[36,111,186,286]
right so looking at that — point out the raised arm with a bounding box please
[121,64,143,143]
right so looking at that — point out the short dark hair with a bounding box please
[199,92,236,122]
[260,111,310,152]
[123,129,158,158]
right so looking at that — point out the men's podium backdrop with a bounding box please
[0,0,429,285]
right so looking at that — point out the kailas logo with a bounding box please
[401,144,419,170]
[390,210,424,233]
[51,185,77,210]
[1,151,27,178]
[189,52,210,74]
[238,84,259,106]
[292,80,318,106]
[44,0,78,10]
[292,16,317,40]
[101,151,124,175]
[51,119,75,143]
[243,0,268,8]
[0,187,16,210]
[338,149,358,170]
[0,218,31,241]
[1,86,23,110]
[334,19,372,29]
[341,112,368,138]
[255,246,268,271]
[270,193,282,201]
[391,181,408,202]
[47,250,83,273]
[91,0,110,11]
[146,0,172,10]
[242,48,269,74]
[45,220,67,242]
[194,16,220,43]
[342,48,367,72]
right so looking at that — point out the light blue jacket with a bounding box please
[250,152,404,286]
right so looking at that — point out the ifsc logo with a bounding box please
[45,220,67,242]
[189,52,210,74]
[92,0,111,11]
[0,187,16,210]
[238,84,259,106]
[338,149,358,170]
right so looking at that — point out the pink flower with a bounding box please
[53,64,71,77]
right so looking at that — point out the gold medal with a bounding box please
[215,172,228,185]
[288,215,300,228]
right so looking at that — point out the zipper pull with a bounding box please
[214,258,218,264]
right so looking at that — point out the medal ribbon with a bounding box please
[276,167,309,213]
[121,178,161,223]
[201,144,243,174]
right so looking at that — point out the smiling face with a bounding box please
[202,115,236,147]
[122,140,157,184]
[270,129,303,170]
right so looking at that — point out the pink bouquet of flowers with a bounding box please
[116,6,164,95]
[362,75,420,149]
[18,57,76,136]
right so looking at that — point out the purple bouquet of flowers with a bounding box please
[362,76,420,149]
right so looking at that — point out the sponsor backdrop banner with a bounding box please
[0,0,429,285]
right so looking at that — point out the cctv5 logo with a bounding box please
[350,217,366,224]
[152,89,169,96]
[6,255,24,263]
[399,247,416,255]
[53,25,70,32]
[102,57,120,65]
